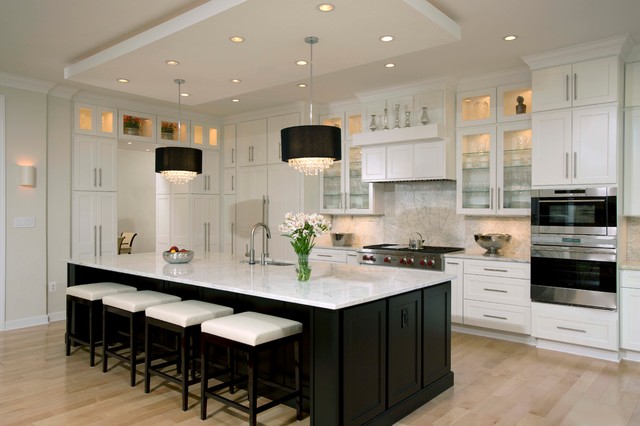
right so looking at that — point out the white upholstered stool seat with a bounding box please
[144,300,234,411]
[65,282,137,367]
[200,311,303,425]
[102,290,181,386]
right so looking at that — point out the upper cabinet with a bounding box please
[191,122,219,150]
[457,88,497,127]
[223,124,236,168]
[118,110,156,142]
[267,112,300,164]
[73,135,117,192]
[497,84,532,122]
[531,56,620,112]
[74,103,117,137]
[157,116,190,145]
[237,119,267,166]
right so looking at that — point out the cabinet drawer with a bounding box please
[309,248,347,263]
[621,287,640,351]
[463,300,531,334]
[531,302,618,350]
[464,259,530,279]
[621,269,640,289]
[464,274,530,307]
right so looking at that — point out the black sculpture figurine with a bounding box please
[516,96,527,114]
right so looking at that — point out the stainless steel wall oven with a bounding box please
[530,187,617,310]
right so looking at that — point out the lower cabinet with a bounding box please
[444,258,463,323]
[72,191,118,257]
[342,284,451,425]
[309,247,358,264]
[620,270,640,351]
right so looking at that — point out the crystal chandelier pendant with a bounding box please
[161,170,197,185]
[288,157,335,175]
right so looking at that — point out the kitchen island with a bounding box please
[67,252,454,426]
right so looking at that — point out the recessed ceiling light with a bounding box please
[317,3,334,12]
[180,93,190,97]
[231,99,240,103]
[230,78,241,83]
[297,83,307,88]
[503,35,518,41]
[230,36,245,43]
[165,59,179,66]
[145,148,150,152]
[296,60,308,66]
[385,63,396,68]
[380,35,394,42]
[127,141,132,145]
[116,78,129,83]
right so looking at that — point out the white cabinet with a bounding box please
[157,116,190,145]
[621,270,640,351]
[532,57,620,112]
[223,168,236,194]
[72,191,117,257]
[624,108,640,215]
[267,113,299,164]
[191,150,220,194]
[463,259,531,334]
[73,135,117,192]
[444,258,463,324]
[223,124,236,168]
[457,88,496,127]
[235,166,268,255]
[74,103,117,137]
[457,122,532,215]
[531,105,617,187]
[361,146,386,181]
[191,122,219,150]
[119,110,155,142]
[266,164,303,261]
[191,194,220,254]
[237,119,267,166]
[155,192,190,253]
[309,247,358,264]
[222,194,236,254]
[531,302,618,351]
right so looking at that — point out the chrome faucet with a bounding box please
[248,222,271,265]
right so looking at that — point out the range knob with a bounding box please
[399,258,407,265]
[384,256,392,263]
[406,258,414,265]
[420,258,435,268]
[362,255,375,262]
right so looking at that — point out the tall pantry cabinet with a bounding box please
[71,103,118,257]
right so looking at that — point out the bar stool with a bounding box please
[144,300,234,411]
[102,290,181,386]
[66,282,137,367]
[200,311,303,425]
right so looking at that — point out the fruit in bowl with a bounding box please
[163,246,194,264]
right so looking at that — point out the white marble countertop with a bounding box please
[68,252,454,310]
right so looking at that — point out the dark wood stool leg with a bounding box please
[65,297,72,357]
[129,312,137,387]
[102,306,109,373]
[248,349,258,426]
[296,337,303,420]
[144,319,152,394]
[181,327,189,411]
[200,336,209,421]
[88,301,95,367]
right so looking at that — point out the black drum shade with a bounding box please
[155,147,203,174]
[280,125,342,162]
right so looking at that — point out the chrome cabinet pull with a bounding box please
[94,225,97,256]
[93,168,97,187]
[566,74,570,101]
[574,152,577,179]
[446,261,459,265]
[483,267,508,273]
[317,254,332,258]
[498,187,501,210]
[99,168,102,187]
[99,225,102,256]
[231,148,235,164]
[231,175,234,191]
[278,142,281,159]
[490,188,494,210]
[557,325,586,333]
[565,152,569,179]
[483,314,507,321]
[231,222,235,254]
[483,288,508,293]
[573,73,577,100]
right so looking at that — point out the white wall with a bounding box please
[117,149,156,253]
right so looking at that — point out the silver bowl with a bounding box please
[162,250,194,264]
[474,233,512,256]
[331,233,354,247]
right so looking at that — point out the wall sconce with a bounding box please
[19,165,36,187]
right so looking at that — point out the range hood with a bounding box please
[352,124,455,182]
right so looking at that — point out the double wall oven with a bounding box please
[530,187,617,310]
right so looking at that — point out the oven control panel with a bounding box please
[358,252,445,271]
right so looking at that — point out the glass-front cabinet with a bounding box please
[457,88,497,127]
[157,116,190,144]
[119,110,155,141]
[457,121,531,215]
[319,112,383,215]
[74,103,117,137]
[191,122,219,149]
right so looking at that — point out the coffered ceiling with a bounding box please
[1,0,640,117]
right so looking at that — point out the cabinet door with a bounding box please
[236,166,268,252]
[422,282,452,387]
[445,259,463,323]
[223,124,236,167]
[388,291,422,407]
[497,122,531,214]
[624,109,640,215]
[222,195,236,254]
[343,300,386,425]
[95,138,117,191]
[572,56,619,107]
[532,64,573,112]
[386,144,413,180]
[73,135,98,191]
[621,286,640,351]
[223,168,236,194]
[319,161,344,214]
[267,113,299,164]
[361,146,386,181]
[191,194,221,254]
[572,105,617,185]
[74,103,117,137]
[72,191,97,257]
[156,194,171,253]
[191,123,219,150]
[531,109,572,186]
[414,141,446,179]
[267,164,302,260]
[457,126,496,214]
[457,88,496,126]
[97,192,117,256]
[192,150,220,194]
[171,194,190,249]
[237,119,267,166]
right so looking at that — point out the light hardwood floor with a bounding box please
[1,321,640,425]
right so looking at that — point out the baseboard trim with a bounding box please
[3,315,49,331]
[620,350,640,363]
[48,311,66,323]
[452,323,536,346]
[536,338,621,362]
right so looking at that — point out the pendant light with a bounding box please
[155,79,202,184]
[281,36,341,175]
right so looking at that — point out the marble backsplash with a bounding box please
[626,217,640,260]
[324,181,531,258]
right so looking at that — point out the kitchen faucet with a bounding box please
[248,222,271,265]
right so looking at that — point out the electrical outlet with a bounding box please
[48,281,57,292]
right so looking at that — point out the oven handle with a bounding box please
[531,245,616,263]
[537,199,605,204]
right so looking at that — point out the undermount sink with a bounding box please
[240,259,294,266]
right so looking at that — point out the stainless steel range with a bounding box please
[357,244,464,271]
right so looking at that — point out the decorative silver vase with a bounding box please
[420,107,429,125]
